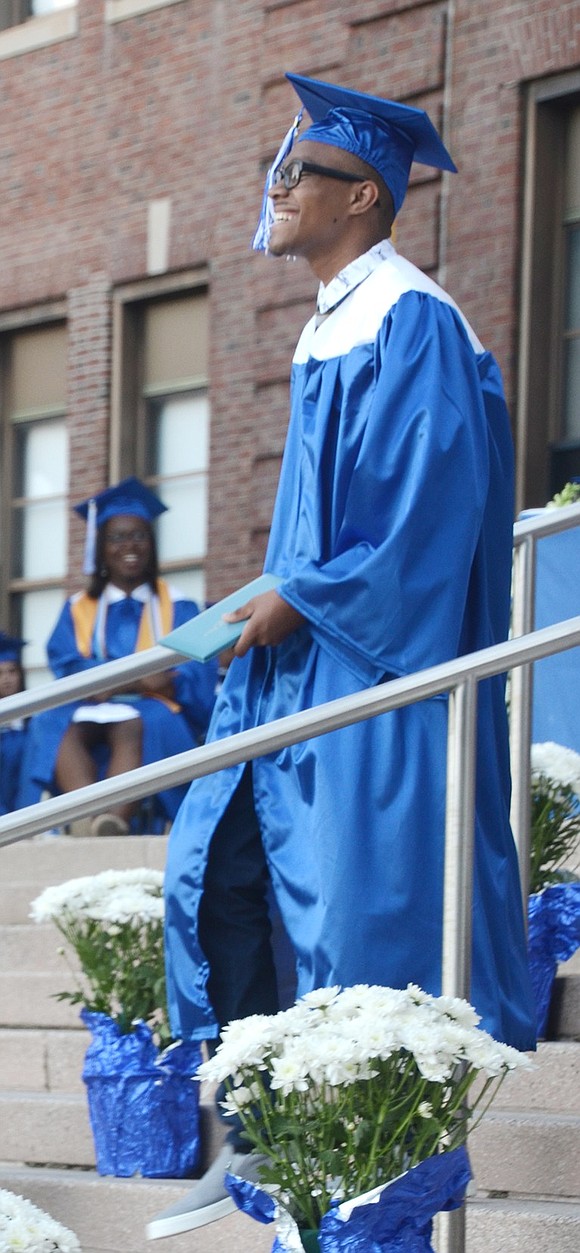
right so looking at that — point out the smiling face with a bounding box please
[102,514,154,593]
[267,139,384,283]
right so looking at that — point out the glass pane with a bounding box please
[167,567,206,608]
[19,420,69,497]
[150,394,209,475]
[19,588,65,687]
[157,476,207,561]
[563,337,580,440]
[565,226,580,331]
[13,498,68,579]
[32,0,76,13]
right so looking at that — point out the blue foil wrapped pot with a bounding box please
[227,1144,471,1253]
[527,881,580,1037]
[81,1010,201,1177]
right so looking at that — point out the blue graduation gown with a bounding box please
[19,584,218,821]
[165,242,536,1049]
[0,723,28,814]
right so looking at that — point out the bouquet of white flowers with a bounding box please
[30,868,201,1179]
[30,867,168,1041]
[528,742,580,1037]
[530,741,580,894]
[0,1187,80,1253]
[198,983,532,1246]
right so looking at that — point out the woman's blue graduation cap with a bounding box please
[253,73,457,249]
[74,477,168,574]
[0,631,26,663]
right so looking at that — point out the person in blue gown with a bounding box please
[149,76,536,1240]
[21,478,217,835]
[0,632,28,816]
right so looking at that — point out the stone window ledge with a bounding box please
[105,0,188,22]
[0,8,77,61]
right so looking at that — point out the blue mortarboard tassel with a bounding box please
[252,110,303,253]
[82,498,98,576]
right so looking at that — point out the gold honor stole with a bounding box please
[70,580,180,711]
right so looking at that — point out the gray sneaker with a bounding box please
[146,1145,269,1239]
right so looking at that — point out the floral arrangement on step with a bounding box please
[528,742,580,1037]
[198,983,532,1250]
[0,1187,80,1252]
[30,867,169,1043]
[530,741,580,894]
[30,868,202,1179]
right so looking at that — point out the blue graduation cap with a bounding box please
[253,73,457,249]
[0,631,26,663]
[74,477,168,575]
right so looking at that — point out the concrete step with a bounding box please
[0,972,84,1028]
[465,1196,580,1253]
[0,1027,87,1092]
[547,973,580,1039]
[0,833,168,879]
[0,1165,273,1253]
[0,923,79,973]
[489,1040,580,1113]
[0,1080,224,1172]
[0,1090,95,1166]
[0,1165,578,1253]
[469,1108,580,1197]
[0,834,168,924]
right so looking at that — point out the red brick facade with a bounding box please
[0,0,578,601]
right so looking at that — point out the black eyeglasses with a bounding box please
[272,159,366,191]
[106,528,150,546]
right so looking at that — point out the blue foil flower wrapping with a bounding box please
[81,1010,201,1177]
[528,882,580,1037]
[226,1145,471,1253]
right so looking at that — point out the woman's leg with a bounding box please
[55,718,142,828]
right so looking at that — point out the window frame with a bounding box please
[0,304,67,631]
[517,71,580,510]
[110,271,211,589]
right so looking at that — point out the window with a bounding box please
[0,323,69,686]
[113,287,209,606]
[517,75,580,508]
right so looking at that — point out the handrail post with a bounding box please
[509,534,536,906]
[438,675,478,1253]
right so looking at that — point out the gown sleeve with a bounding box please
[277,293,503,686]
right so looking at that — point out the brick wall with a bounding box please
[0,0,578,597]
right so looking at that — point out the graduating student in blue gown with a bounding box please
[0,632,28,816]
[150,75,536,1240]
[21,479,217,835]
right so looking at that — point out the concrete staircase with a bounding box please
[0,834,579,1253]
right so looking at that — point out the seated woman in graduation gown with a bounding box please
[20,478,218,835]
[0,632,29,816]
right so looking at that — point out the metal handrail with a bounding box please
[1,614,580,849]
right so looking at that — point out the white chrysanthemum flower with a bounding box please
[301,986,341,1010]
[270,1052,311,1095]
[531,741,580,796]
[31,868,164,926]
[433,995,481,1029]
[0,1188,81,1252]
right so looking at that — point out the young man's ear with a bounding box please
[349,179,382,216]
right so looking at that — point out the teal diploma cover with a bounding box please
[159,573,282,662]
